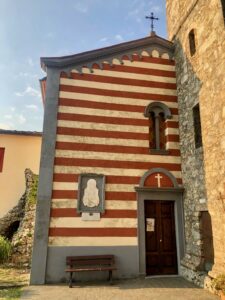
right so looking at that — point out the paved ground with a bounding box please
[21,277,219,300]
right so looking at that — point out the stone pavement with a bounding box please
[21,277,219,300]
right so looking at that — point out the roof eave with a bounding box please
[40,35,174,71]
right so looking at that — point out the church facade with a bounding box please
[30,35,185,284]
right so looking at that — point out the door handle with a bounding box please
[160,239,162,242]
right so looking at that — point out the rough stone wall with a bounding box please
[0,169,38,267]
[166,0,225,286]
[172,37,208,288]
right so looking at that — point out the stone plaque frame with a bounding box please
[77,173,105,214]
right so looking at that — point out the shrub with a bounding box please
[0,236,12,264]
[27,175,38,205]
[212,274,225,294]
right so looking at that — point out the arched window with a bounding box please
[144,102,172,152]
[149,112,156,149]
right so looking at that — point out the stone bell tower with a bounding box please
[166,0,225,287]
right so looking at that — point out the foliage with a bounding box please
[0,287,22,299]
[27,175,38,205]
[0,265,29,299]
[212,274,225,294]
[0,236,11,264]
[0,265,29,286]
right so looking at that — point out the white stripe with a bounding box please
[106,200,137,210]
[57,134,181,149]
[51,199,76,208]
[58,120,149,133]
[57,134,149,147]
[50,218,137,228]
[58,106,179,121]
[55,150,181,164]
[59,91,178,108]
[54,166,182,179]
[166,142,180,150]
[60,78,177,96]
[165,128,179,135]
[78,67,176,83]
[52,182,138,192]
[48,237,138,246]
[51,199,137,210]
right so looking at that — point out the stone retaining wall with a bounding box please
[0,169,38,267]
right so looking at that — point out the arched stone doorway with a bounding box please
[135,168,185,276]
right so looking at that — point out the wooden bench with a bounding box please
[65,255,117,288]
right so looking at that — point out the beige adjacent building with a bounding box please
[0,130,42,218]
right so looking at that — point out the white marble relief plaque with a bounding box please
[82,179,100,208]
[77,173,105,214]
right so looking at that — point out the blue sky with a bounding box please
[0,0,166,132]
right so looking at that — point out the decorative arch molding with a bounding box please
[139,167,179,188]
[59,47,172,76]
[144,102,172,119]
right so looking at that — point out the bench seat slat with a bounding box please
[68,259,114,266]
[67,255,114,261]
[65,266,117,272]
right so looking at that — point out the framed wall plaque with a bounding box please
[77,173,105,214]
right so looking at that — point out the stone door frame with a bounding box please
[135,187,185,276]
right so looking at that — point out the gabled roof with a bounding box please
[40,33,174,72]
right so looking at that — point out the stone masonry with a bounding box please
[0,169,37,266]
[174,41,208,286]
[166,0,225,287]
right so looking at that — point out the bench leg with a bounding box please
[69,272,73,288]
[108,270,113,284]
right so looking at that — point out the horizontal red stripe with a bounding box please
[50,208,137,218]
[53,173,140,184]
[52,190,77,199]
[54,157,181,171]
[57,127,148,140]
[82,56,175,71]
[49,227,137,237]
[106,191,136,200]
[167,135,180,142]
[59,98,178,115]
[122,55,175,65]
[59,85,177,102]
[52,173,182,185]
[106,176,140,185]
[95,63,176,78]
[166,121,179,129]
[55,141,180,156]
[61,73,176,90]
[58,112,179,129]
[87,58,175,69]
[51,208,79,217]
[58,112,148,126]
[52,190,136,201]
[56,141,150,154]
[53,173,79,182]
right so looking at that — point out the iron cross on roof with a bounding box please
[145,12,159,32]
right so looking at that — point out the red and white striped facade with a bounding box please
[48,50,181,248]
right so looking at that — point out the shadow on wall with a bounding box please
[200,211,214,272]
[4,221,20,241]
[173,38,214,274]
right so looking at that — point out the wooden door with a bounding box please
[145,200,178,275]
